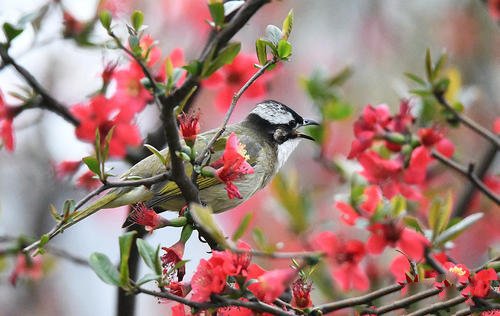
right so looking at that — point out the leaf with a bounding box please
[223,1,244,16]
[255,38,268,66]
[277,39,292,60]
[128,35,141,56]
[265,25,282,46]
[136,273,162,286]
[99,11,112,30]
[202,42,241,77]
[403,216,424,234]
[83,156,101,176]
[404,72,426,86]
[144,144,167,166]
[433,53,447,80]
[281,9,294,41]
[89,252,120,286]
[183,60,202,76]
[425,48,433,82]
[252,227,267,250]
[130,10,144,31]
[391,195,407,217]
[62,199,76,217]
[119,231,137,288]
[231,213,253,241]
[328,66,353,87]
[189,203,228,247]
[322,100,352,121]
[2,23,24,42]
[433,213,484,246]
[136,239,162,275]
[165,57,174,79]
[208,2,225,27]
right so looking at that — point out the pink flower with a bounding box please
[247,268,297,303]
[291,278,313,308]
[0,90,18,151]
[162,240,186,281]
[171,303,187,316]
[203,53,272,111]
[211,132,254,199]
[71,95,142,157]
[488,0,500,22]
[130,203,167,232]
[76,171,101,190]
[190,257,227,302]
[212,241,252,277]
[178,111,200,146]
[55,160,81,179]
[9,254,43,286]
[335,185,380,226]
[462,268,498,299]
[494,117,500,134]
[311,232,369,291]
[367,222,428,260]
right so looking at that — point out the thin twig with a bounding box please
[406,295,466,316]
[431,149,500,205]
[365,287,443,315]
[194,59,277,166]
[425,247,446,274]
[135,287,293,316]
[230,245,324,260]
[46,246,89,267]
[0,45,79,126]
[434,92,500,148]
[313,283,405,314]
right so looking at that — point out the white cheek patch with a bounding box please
[275,138,301,172]
[251,103,295,125]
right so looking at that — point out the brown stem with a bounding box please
[0,45,79,126]
[364,287,443,315]
[406,295,466,316]
[431,149,500,205]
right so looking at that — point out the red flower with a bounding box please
[101,61,118,88]
[190,257,228,302]
[130,203,167,232]
[76,171,101,190]
[113,62,154,113]
[0,90,18,151]
[388,100,414,134]
[212,241,252,277]
[171,303,187,316]
[55,160,81,179]
[418,127,455,158]
[336,201,360,226]
[389,255,418,285]
[291,278,313,308]
[203,53,272,111]
[211,132,254,199]
[62,11,86,37]
[178,111,200,146]
[247,268,297,303]
[443,262,470,285]
[311,232,369,291]
[71,95,142,157]
[462,268,498,299]
[166,281,188,297]
[9,254,43,286]
[494,117,500,134]
[367,222,428,260]
[488,0,500,22]
[162,240,186,281]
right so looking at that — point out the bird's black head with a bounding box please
[245,100,319,145]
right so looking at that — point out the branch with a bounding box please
[434,92,500,148]
[135,287,293,316]
[406,295,466,316]
[0,44,80,126]
[364,287,442,315]
[313,284,404,314]
[431,149,500,205]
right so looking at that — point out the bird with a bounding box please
[60,100,318,232]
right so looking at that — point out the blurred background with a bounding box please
[0,0,498,315]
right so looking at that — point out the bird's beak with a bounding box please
[296,118,320,141]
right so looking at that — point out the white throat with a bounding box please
[275,138,301,173]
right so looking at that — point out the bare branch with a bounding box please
[406,295,466,316]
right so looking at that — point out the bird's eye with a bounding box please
[288,120,296,127]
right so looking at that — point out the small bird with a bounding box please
[66,100,318,229]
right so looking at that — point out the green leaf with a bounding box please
[252,227,267,250]
[131,10,144,31]
[281,9,294,41]
[202,42,241,77]
[328,66,353,87]
[189,203,228,247]
[425,48,433,82]
[144,144,167,166]
[208,2,225,27]
[428,193,453,240]
[136,239,162,275]
[119,231,137,288]
[99,11,112,30]
[322,100,352,121]
[255,38,268,66]
[433,213,484,246]
[433,53,447,80]
[39,234,50,247]
[391,195,407,217]
[433,78,450,95]
[404,72,426,86]
[2,23,24,42]
[89,252,120,286]
[277,39,292,60]
[128,35,141,56]
[83,156,101,176]
[63,199,76,217]
[136,273,162,286]
[410,88,432,97]
[183,60,202,76]
[265,25,282,46]
[231,213,253,241]
[403,216,424,234]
